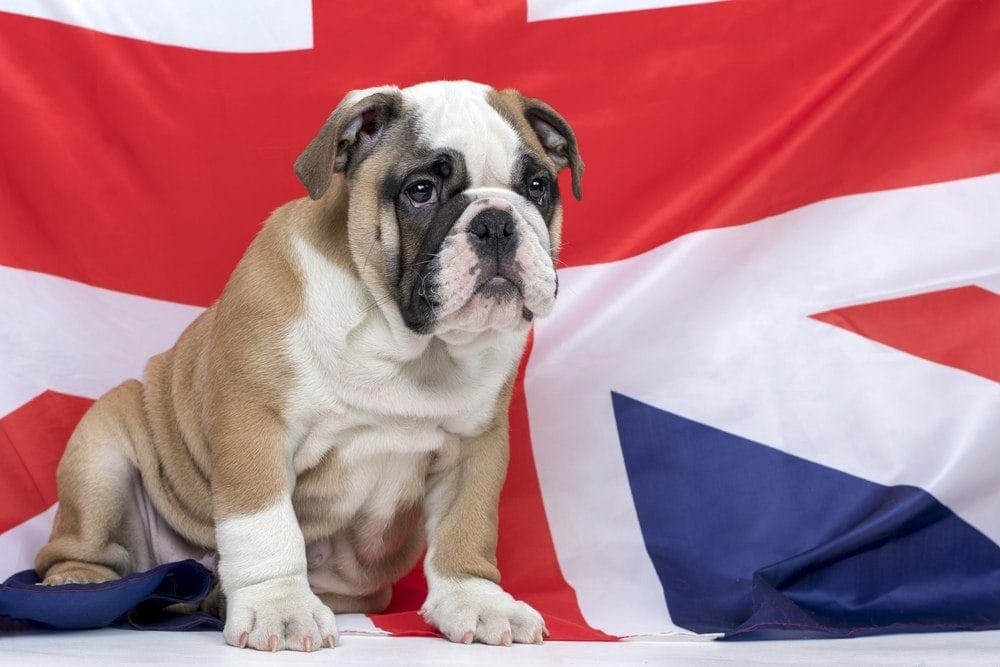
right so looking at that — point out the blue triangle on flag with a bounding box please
[611,392,1000,639]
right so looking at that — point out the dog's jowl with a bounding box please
[35,81,583,651]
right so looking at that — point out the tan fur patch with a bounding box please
[486,89,553,162]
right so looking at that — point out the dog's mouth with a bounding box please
[476,275,520,301]
[474,274,534,322]
[402,233,551,333]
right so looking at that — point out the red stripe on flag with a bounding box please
[0,391,92,534]
[1,1,998,307]
[811,286,1000,383]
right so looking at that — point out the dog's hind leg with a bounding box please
[35,380,147,585]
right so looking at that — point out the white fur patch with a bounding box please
[331,446,429,520]
[215,499,307,590]
[216,500,338,651]
[422,569,547,645]
[405,81,521,189]
[288,233,521,429]
[283,231,527,540]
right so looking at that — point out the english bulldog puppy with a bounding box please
[35,80,583,651]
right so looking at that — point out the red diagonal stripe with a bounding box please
[811,286,1000,383]
[0,391,93,534]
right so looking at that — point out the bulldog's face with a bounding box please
[295,81,583,337]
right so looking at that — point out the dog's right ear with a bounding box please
[295,87,402,200]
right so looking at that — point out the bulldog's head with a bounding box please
[294,81,583,337]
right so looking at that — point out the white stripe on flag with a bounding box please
[0,266,203,417]
[337,614,389,636]
[0,0,313,52]
[0,505,57,576]
[526,173,1000,636]
[527,0,725,22]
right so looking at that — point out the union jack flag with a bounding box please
[1,0,998,640]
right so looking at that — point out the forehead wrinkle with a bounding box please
[405,83,520,189]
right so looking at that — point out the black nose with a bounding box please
[468,208,517,258]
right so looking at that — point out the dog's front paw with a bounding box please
[421,578,547,645]
[223,576,338,651]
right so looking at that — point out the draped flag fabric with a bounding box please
[2,0,999,641]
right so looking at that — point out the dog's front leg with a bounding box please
[209,405,337,652]
[420,414,547,645]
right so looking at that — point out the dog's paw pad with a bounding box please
[421,578,546,646]
[223,577,339,652]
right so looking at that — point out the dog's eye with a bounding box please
[405,180,438,207]
[527,176,548,204]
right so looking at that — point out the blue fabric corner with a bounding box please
[611,391,1000,639]
[0,559,222,634]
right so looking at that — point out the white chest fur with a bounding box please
[284,234,525,520]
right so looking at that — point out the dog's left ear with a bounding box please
[295,86,403,200]
[517,94,584,201]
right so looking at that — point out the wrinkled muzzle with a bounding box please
[412,193,557,335]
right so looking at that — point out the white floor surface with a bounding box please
[1,629,999,666]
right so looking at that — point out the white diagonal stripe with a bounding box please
[0,505,57,575]
[0,266,202,417]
